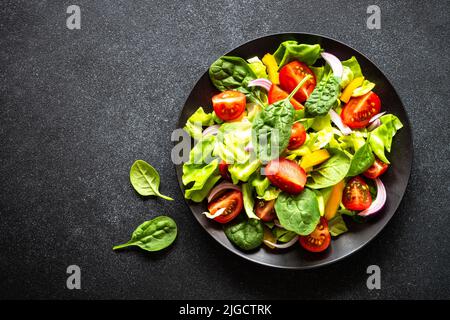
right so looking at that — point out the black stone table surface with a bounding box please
[1,0,449,299]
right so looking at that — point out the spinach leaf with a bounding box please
[209,56,256,91]
[347,141,375,177]
[224,218,264,250]
[252,75,311,162]
[369,114,403,163]
[130,160,173,201]
[305,71,340,117]
[113,216,177,251]
[275,188,320,235]
[242,183,260,220]
[328,214,348,237]
[273,41,322,68]
[306,149,351,189]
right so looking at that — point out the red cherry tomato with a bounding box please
[265,158,307,194]
[341,91,381,129]
[279,61,316,103]
[342,176,372,211]
[287,122,307,150]
[208,190,243,224]
[212,90,246,121]
[268,84,304,110]
[218,160,231,181]
[363,158,389,179]
[299,217,331,253]
[254,199,276,222]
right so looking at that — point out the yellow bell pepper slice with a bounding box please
[262,53,280,85]
[324,180,345,221]
[340,76,364,103]
[300,149,330,169]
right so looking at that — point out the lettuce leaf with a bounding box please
[247,57,268,79]
[182,135,219,202]
[242,183,260,220]
[369,114,403,163]
[273,41,322,68]
[342,56,363,78]
[183,107,214,139]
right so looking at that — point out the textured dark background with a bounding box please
[1,0,449,299]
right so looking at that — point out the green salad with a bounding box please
[182,40,403,253]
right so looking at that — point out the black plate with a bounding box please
[175,33,412,269]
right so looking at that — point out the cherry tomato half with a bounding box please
[254,199,276,222]
[218,160,231,181]
[341,91,381,129]
[265,158,307,194]
[342,176,372,211]
[212,90,246,121]
[208,190,243,224]
[363,158,389,179]
[299,217,331,253]
[279,61,316,103]
[268,84,304,110]
[287,122,307,150]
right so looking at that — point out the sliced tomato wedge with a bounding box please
[212,90,246,121]
[341,91,381,129]
[279,61,316,102]
[208,190,243,224]
[254,199,276,222]
[287,122,307,150]
[363,158,389,179]
[342,176,372,211]
[299,217,331,253]
[265,158,306,194]
[268,84,304,110]
[218,160,231,181]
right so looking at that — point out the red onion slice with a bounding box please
[321,52,343,78]
[244,142,253,152]
[329,109,352,135]
[369,111,386,124]
[207,181,241,203]
[202,125,220,137]
[358,178,386,217]
[263,236,299,249]
[202,208,225,219]
[367,119,381,131]
[248,78,272,92]
[273,219,283,228]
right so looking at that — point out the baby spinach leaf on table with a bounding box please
[113,216,177,252]
[369,114,403,164]
[275,188,320,236]
[347,141,375,177]
[305,71,340,117]
[209,56,257,91]
[130,160,173,201]
[224,218,264,250]
[306,149,351,189]
[252,75,311,162]
[328,214,348,237]
[273,41,322,68]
